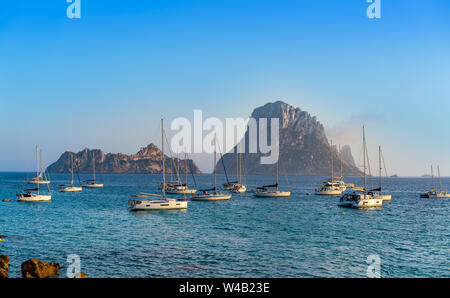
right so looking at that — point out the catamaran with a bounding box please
[338,127,383,209]
[370,146,392,202]
[192,140,232,201]
[82,153,103,188]
[28,146,51,185]
[254,145,291,198]
[129,119,188,211]
[315,140,343,196]
[59,153,82,192]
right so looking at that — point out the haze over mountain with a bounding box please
[47,144,201,175]
[217,101,362,176]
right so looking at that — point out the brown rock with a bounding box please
[0,255,9,278]
[21,258,61,278]
[75,272,88,278]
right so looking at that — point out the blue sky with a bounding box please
[1,0,449,175]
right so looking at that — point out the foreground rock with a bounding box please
[21,258,61,278]
[0,255,9,278]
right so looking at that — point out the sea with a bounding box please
[0,172,448,278]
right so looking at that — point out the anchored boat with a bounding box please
[59,153,82,193]
[315,140,343,196]
[27,146,51,185]
[129,119,188,211]
[82,152,103,188]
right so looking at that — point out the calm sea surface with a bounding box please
[0,172,448,278]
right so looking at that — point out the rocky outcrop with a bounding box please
[74,272,88,278]
[47,144,202,174]
[21,258,61,278]
[217,101,361,176]
[0,255,9,278]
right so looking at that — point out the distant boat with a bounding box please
[27,146,50,185]
[254,144,291,198]
[315,140,343,196]
[420,165,440,198]
[82,152,103,188]
[430,165,450,198]
[18,146,52,202]
[192,139,232,201]
[226,144,247,194]
[129,119,188,211]
[59,153,82,193]
[164,152,197,195]
[370,146,392,202]
[338,127,383,209]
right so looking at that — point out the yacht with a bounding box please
[338,127,383,209]
[18,147,52,201]
[315,140,343,196]
[129,119,188,211]
[28,146,51,185]
[59,153,82,193]
[429,166,450,198]
[254,145,291,198]
[164,153,197,195]
[371,146,392,202]
[192,141,231,201]
[82,153,103,188]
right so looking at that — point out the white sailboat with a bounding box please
[228,144,247,193]
[338,127,383,209]
[82,153,103,188]
[430,165,450,198]
[421,165,437,198]
[18,146,52,201]
[28,146,51,185]
[129,119,188,211]
[254,145,291,198]
[315,140,343,196]
[59,153,82,193]
[192,139,232,201]
[370,146,392,202]
[164,152,197,195]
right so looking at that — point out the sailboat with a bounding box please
[129,119,188,211]
[338,127,383,209]
[315,140,343,196]
[59,153,82,193]
[82,152,103,188]
[226,144,247,193]
[254,145,291,198]
[430,165,450,198]
[420,165,437,198]
[165,152,197,195]
[17,146,52,202]
[370,146,392,202]
[192,139,232,201]
[28,146,51,185]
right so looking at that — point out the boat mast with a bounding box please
[184,151,188,187]
[92,153,96,183]
[71,153,74,185]
[379,146,382,190]
[36,145,39,178]
[214,141,217,193]
[331,140,334,183]
[431,165,434,190]
[236,147,239,183]
[162,119,166,199]
[438,165,442,192]
[363,127,367,196]
[339,144,343,179]
[276,143,279,191]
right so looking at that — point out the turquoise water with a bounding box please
[0,172,448,278]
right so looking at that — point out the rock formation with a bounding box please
[21,258,61,278]
[0,255,9,278]
[217,101,362,176]
[47,144,201,175]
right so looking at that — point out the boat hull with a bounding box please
[338,197,382,209]
[254,191,291,198]
[130,199,188,211]
[315,189,342,196]
[83,184,103,188]
[18,194,52,202]
[191,194,231,201]
[373,194,392,201]
[166,189,197,195]
[59,187,82,193]
[28,180,50,185]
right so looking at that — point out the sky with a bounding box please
[0,0,449,175]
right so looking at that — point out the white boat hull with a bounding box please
[373,193,392,201]
[315,189,342,196]
[338,194,382,209]
[254,191,291,198]
[83,184,103,188]
[130,199,188,211]
[59,186,82,193]
[232,185,247,193]
[431,192,450,198]
[191,194,231,201]
[166,189,197,195]
[28,180,51,185]
[18,194,52,202]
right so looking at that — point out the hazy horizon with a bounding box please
[1,1,449,175]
